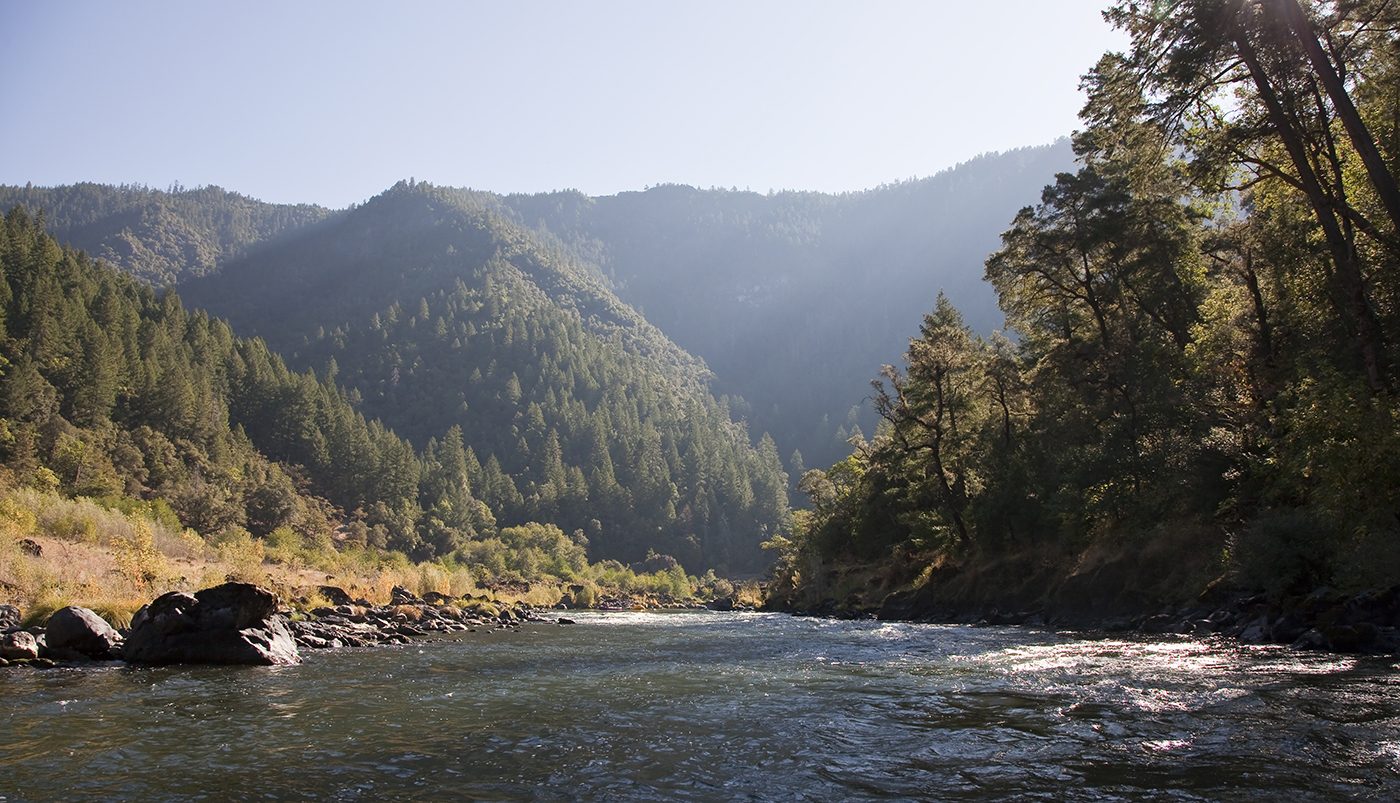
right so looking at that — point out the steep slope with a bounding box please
[0,183,330,285]
[503,142,1075,468]
[0,206,427,549]
[13,141,1071,490]
[180,182,789,573]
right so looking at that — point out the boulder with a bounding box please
[45,606,122,660]
[1238,621,1267,643]
[705,597,735,612]
[422,591,453,605]
[0,604,20,631]
[123,582,301,666]
[0,630,40,661]
[317,585,354,607]
[390,585,421,606]
[1292,628,1329,651]
[1323,622,1377,653]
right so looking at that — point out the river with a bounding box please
[1,611,1398,800]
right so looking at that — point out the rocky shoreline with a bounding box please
[775,584,1400,655]
[0,581,559,670]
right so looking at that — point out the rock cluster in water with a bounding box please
[0,582,551,670]
[288,585,547,651]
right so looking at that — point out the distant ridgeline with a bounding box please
[0,141,1073,484]
[178,182,790,573]
[0,183,329,286]
[0,207,785,573]
[501,142,1075,469]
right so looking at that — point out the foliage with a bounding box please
[178,181,790,573]
[774,0,1400,601]
[0,183,329,285]
[500,146,1076,470]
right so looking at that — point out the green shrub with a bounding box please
[1229,510,1337,597]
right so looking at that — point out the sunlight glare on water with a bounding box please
[1,611,1397,801]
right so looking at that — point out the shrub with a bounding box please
[112,516,171,592]
[213,527,267,583]
[1229,510,1337,597]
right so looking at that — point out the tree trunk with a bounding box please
[1274,0,1400,235]
[1234,22,1388,391]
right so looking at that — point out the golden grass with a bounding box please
[0,485,719,621]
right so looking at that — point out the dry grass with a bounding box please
[0,485,715,620]
[0,487,492,617]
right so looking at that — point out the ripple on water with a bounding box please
[2,614,1398,801]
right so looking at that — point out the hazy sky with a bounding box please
[3,1,1126,208]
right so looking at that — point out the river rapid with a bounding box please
[1,611,1398,801]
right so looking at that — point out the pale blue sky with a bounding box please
[2,1,1125,208]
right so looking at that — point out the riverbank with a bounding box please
[762,532,1400,654]
[0,486,761,651]
[0,576,764,671]
[0,580,560,670]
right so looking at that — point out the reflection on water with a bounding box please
[1,611,1397,801]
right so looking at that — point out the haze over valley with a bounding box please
[4,2,1400,799]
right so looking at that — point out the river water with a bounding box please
[1,611,1398,801]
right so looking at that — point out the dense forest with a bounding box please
[0,205,781,580]
[767,0,1400,610]
[0,183,329,285]
[501,144,1074,469]
[177,182,790,573]
[1,144,1071,479]
[0,207,427,553]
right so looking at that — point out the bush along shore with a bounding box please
[0,581,558,669]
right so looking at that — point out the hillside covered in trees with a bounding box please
[502,143,1075,469]
[2,144,1072,479]
[0,203,783,581]
[177,182,790,573]
[0,183,329,285]
[767,0,1400,615]
[0,206,428,554]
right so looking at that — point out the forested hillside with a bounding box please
[179,182,789,573]
[0,206,434,553]
[7,143,1073,478]
[503,143,1075,469]
[768,0,1400,613]
[0,183,329,285]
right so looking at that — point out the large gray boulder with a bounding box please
[45,606,122,660]
[123,582,300,666]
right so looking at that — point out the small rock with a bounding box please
[1,631,40,660]
[558,618,576,625]
[1239,622,1267,643]
[1324,623,1377,653]
[18,538,42,557]
[0,604,20,631]
[390,586,421,606]
[1293,628,1329,651]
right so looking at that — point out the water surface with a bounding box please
[2,611,1397,800]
